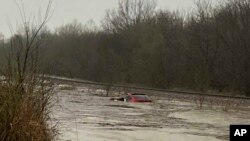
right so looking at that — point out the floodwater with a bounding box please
[51,84,250,141]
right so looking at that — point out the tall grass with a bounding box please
[0,76,57,141]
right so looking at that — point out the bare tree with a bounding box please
[103,0,156,33]
[0,0,57,140]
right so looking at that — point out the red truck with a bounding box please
[111,93,152,103]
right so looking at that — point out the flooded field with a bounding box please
[51,84,250,141]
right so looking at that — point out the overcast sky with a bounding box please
[0,0,219,38]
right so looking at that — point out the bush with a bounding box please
[0,79,56,141]
[0,0,56,139]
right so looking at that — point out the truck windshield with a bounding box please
[133,95,149,100]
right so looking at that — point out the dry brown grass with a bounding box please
[0,80,57,141]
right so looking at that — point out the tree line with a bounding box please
[1,0,250,96]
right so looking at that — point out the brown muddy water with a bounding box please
[51,84,250,141]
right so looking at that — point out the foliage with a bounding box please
[2,0,250,96]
